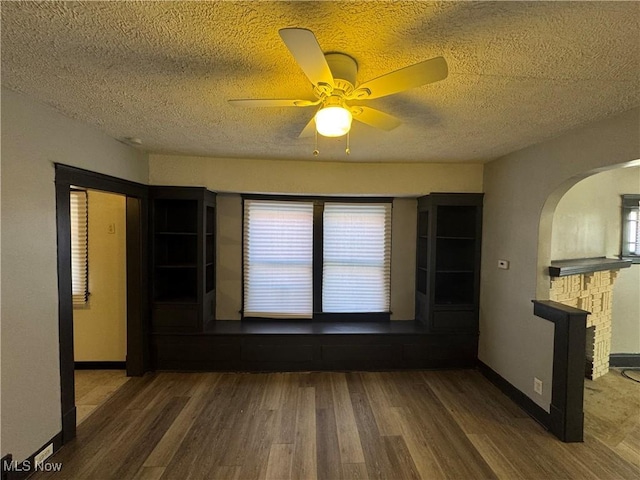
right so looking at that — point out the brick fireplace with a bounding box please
[548,257,631,380]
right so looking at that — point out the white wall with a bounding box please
[551,167,640,354]
[148,155,483,197]
[1,88,148,461]
[481,107,640,410]
[74,190,127,361]
[150,155,482,321]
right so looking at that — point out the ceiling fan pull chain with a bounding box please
[346,132,351,155]
[313,129,319,156]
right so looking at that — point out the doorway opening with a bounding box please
[538,163,640,445]
[71,189,130,425]
[55,164,149,444]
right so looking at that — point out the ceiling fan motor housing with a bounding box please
[325,53,358,94]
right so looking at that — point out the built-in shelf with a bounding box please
[151,187,216,333]
[548,257,632,277]
[415,193,483,334]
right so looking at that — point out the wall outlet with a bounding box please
[34,443,53,465]
[498,259,510,269]
[533,377,543,395]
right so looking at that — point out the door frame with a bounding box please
[55,164,149,443]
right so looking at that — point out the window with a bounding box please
[243,198,392,319]
[70,189,89,305]
[621,194,640,263]
[323,203,391,312]
[243,200,314,318]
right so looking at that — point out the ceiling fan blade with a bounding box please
[351,106,402,131]
[228,99,318,107]
[298,115,317,138]
[279,28,334,87]
[352,56,448,100]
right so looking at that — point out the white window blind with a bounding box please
[322,203,391,313]
[70,190,89,305]
[243,200,313,318]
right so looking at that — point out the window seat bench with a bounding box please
[151,320,478,372]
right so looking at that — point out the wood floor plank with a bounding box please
[292,386,317,480]
[341,463,370,480]
[209,465,243,480]
[133,466,166,480]
[331,373,365,464]
[311,371,336,410]
[361,372,402,436]
[467,433,526,480]
[274,373,300,444]
[382,435,421,480]
[614,423,640,468]
[347,373,419,480]
[396,406,446,480]
[316,407,343,480]
[234,409,277,480]
[265,443,293,480]
[160,373,242,479]
[260,373,285,410]
[143,373,220,467]
[218,374,272,467]
[93,396,189,479]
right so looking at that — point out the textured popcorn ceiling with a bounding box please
[2,1,639,163]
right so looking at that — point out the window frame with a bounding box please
[242,195,393,322]
[621,194,640,263]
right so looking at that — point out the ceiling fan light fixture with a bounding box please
[315,105,352,137]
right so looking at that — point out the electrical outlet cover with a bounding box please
[533,378,543,395]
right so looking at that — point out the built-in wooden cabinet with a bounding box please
[151,187,216,333]
[416,193,483,333]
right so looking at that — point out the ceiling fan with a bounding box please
[229,28,448,140]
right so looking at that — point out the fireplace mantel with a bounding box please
[549,257,632,277]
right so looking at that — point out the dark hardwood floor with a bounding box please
[33,369,638,479]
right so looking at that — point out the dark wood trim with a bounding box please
[126,197,149,375]
[312,312,391,322]
[548,257,631,277]
[55,164,149,446]
[532,299,589,442]
[477,361,551,429]
[609,353,640,367]
[55,164,148,198]
[55,180,76,443]
[74,361,127,370]
[313,202,324,313]
[242,194,393,203]
[417,192,484,208]
[3,431,63,480]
